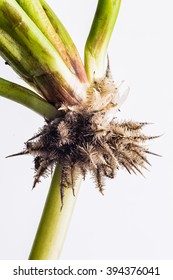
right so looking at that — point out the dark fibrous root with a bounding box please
[6,150,29,158]
[11,107,156,207]
[6,69,158,207]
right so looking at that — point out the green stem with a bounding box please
[39,0,88,83]
[16,0,74,72]
[84,0,121,81]
[15,0,87,83]
[0,28,43,88]
[0,0,86,105]
[0,77,57,119]
[29,165,82,260]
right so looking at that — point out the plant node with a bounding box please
[8,70,157,207]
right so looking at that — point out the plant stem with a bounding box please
[15,0,87,83]
[39,0,88,83]
[0,77,57,119]
[0,28,43,88]
[29,165,82,260]
[0,0,87,104]
[85,0,121,81]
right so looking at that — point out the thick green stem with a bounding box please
[29,165,82,260]
[0,28,43,88]
[15,0,87,83]
[0,0,87,105]
[0,77,57,119]
[85,0,121,81]
[39,0,88,83]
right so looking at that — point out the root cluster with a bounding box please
[9,71,156,207]
[24,109,153,206]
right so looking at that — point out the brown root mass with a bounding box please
[23,109,154,206]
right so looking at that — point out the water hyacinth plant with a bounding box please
[0,0,157,259]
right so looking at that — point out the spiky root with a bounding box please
[23,108,155,206]
[9,73,157,207]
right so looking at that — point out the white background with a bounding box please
[0,0,173,260]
